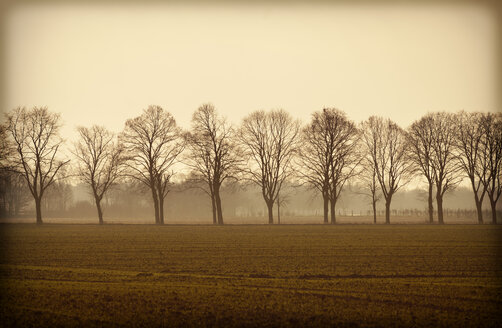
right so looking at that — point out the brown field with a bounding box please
[0,224,501,327]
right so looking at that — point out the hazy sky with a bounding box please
[3,2,499,140]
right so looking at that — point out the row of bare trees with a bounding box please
[1,105,500,225]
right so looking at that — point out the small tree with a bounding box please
[121,106,184,224]
[361,116,410,224]
[73,125,125,224]
[456,112,489,224]
[299,108,360,224]
[407,115,435,223]
[429,112,461,224]
[239,109,300,224]
[5,107,69,224]
[186,104,241,225]
[481,113,502,224]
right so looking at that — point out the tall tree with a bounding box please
[481,113,502,224]
[361,116,410,224]
[73,125,125,224]
[121,105,184,224]
[240,109,300,224]
[5,107,69,224]
[407,115,436,223]
[186,104,241,225]
[429,112,461,224]
[456,112,489,224]
[299,108,360,224]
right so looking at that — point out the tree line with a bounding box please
[0,105,500,225]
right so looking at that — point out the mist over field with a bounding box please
[2,182,500,225]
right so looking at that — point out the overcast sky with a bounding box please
[3,2,499,141]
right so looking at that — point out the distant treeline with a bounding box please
[3,181,499,224]
[0,106,500,225]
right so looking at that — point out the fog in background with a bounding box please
[2,1,499,140]
[2,180,498,224]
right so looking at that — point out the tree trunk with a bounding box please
[490,198,497,224]
[385,198,391,224]
[158,196,165,225]
[95,195,104,225]
[267,201,274,224]
[211,192,217,225]
[323,193,329,224]
[277,194,280,225]
[330,198,336,224]
[35,197,43,224]
[436,194,444,225]
[428,182,434,224]
[150,186,160,224]
[215,187,223,225]
[372,199,377,224]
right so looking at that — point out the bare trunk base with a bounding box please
[95,196,104,225]
[211,194,217,225]
[330,199,336,224]
[475,200,483,224]
[158,197,165,225]
[151,187,160,224]
[267,202,274,224]
[428,183,434,224]
[215,191,223,225]
[385,200,390,224]
[490,199,497,224]
[372,201,377,224]
[323,195,329,224]
[35,198,43,224]
[437,196,444,225]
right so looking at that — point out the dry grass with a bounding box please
[0,224,501,327]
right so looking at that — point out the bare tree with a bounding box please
[73,126,125,224]
[481,113,502,224]
[5,107,69,224]
[357,160,381,224]
[456,112,489,224]
[407,115,435,223]
[299,109,332,224]
[361,116,410,224]
[239,109,300,224]
[429,112,461,224]
[0,123,30,217]
[121,105,184,224]
[299,108,360,224]
[185,104,241,225]
[0,170,31,217]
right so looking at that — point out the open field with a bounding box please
[0,224,501,327]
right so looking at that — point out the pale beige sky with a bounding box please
[2,2,499,140]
